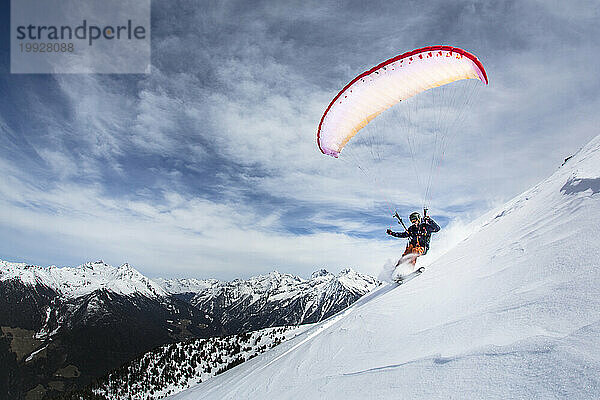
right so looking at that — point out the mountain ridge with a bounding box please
[1,258,379,399]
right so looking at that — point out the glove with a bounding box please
[386,229,393,235]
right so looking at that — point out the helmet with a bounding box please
[409,212,421,223]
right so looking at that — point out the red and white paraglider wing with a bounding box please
[317,46,488,158]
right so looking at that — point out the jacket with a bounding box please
[388,218,440,252]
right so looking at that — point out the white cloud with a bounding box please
[0,159,397,279]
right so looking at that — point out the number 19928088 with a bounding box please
[20,43,74,52]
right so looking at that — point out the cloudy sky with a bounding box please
[1,0,599,280]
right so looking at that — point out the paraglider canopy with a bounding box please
[317,45,488,158]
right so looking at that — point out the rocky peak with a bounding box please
[311,269,333,279]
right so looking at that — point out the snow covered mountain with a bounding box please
[0,260,211,339]
[1,260,379,399]
[167,135,600,400]
[154,276,219,295]
[0,260,167,299]
[157,268,380,332]
[0,260,218,400]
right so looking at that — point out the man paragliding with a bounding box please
[315,45,487,279]
[387,210,440,267]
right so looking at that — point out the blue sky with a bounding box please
[1,0,599,280]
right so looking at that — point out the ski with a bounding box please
[394,267,425,285]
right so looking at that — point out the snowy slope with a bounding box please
[168,134,600,399]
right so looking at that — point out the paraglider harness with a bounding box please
[392,208,435,255]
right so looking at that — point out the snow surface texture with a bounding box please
[168,135,600,399]
[0,260,166,298]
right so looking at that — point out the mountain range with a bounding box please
[0,260,379,399]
